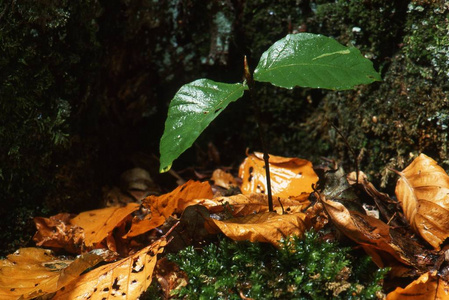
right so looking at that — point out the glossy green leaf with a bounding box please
[254,33,381,90]
[160,79,247,172]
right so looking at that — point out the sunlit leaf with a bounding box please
[395,154,449,250]
[0,248,102,300]
[159,79,247,172]
[254,33,381,89]
[386,272,449,300]
[70,203,140,247]
[239,152,318,199]
[206,212,310,246]
[125,180,213,238]
[196,193,310,217]
[53,238,166,300]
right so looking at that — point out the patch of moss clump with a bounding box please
[167,231,387,299]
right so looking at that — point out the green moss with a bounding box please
[403,2,449,81]
[167,232,387,299]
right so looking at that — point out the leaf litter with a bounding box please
[2,152,449,298]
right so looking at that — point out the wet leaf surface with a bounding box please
[254,33,381,89]
[239,152,318,200]
[159,79,247,172]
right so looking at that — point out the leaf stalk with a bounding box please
[244,56,274,212]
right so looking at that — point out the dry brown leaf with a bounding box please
[33,213,85,254]
[395,153,449,250]
[125,180,213,238]
[70,202,140,247]
[211,169,238,189]
[386,272,449,300]
[239,152,318,199]
[196,193,310,217]
[0,248,102,300]
[206,212,310,246]
[53,238,166,300]
[320,196,412,268]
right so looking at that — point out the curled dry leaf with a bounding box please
[53,238,166,300]
[386,272,449,300]
[33,213,85,254]
[239,152,318,200]
[125,180,213,238]
[0,248,102,300]
[206,211,310,246]
[395,154,449,250]
[71,203,140,247]
[320,196,412,268]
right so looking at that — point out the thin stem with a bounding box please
[331,122,359,185]
[244,56,274,212]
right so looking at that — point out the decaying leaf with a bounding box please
[211,169,238,189]
[155,258,188,299]
[33,213,85,254]
[71,203,140,247]
[0,248,102,300]
[347,171,408,228]
[320,196,415,269]
[239,152,318,200]
[53,238,166,300]
[323,167,364,213]
[386,272,449,300]
[395,154,449,250]
[206,211,310,246]
[125,180,213,238]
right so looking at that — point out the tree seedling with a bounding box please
[159,33,381,211]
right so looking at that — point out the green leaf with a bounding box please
[160,79,247,172]
[254,33,381,90]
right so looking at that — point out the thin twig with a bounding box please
[330,122,359,185]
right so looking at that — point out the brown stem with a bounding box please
[244,56,274,212]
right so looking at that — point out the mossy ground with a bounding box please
[162,232,387,299]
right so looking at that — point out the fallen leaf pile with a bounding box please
[320,154,449,298]
[2,152,449,299]
[0,152,318,299]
